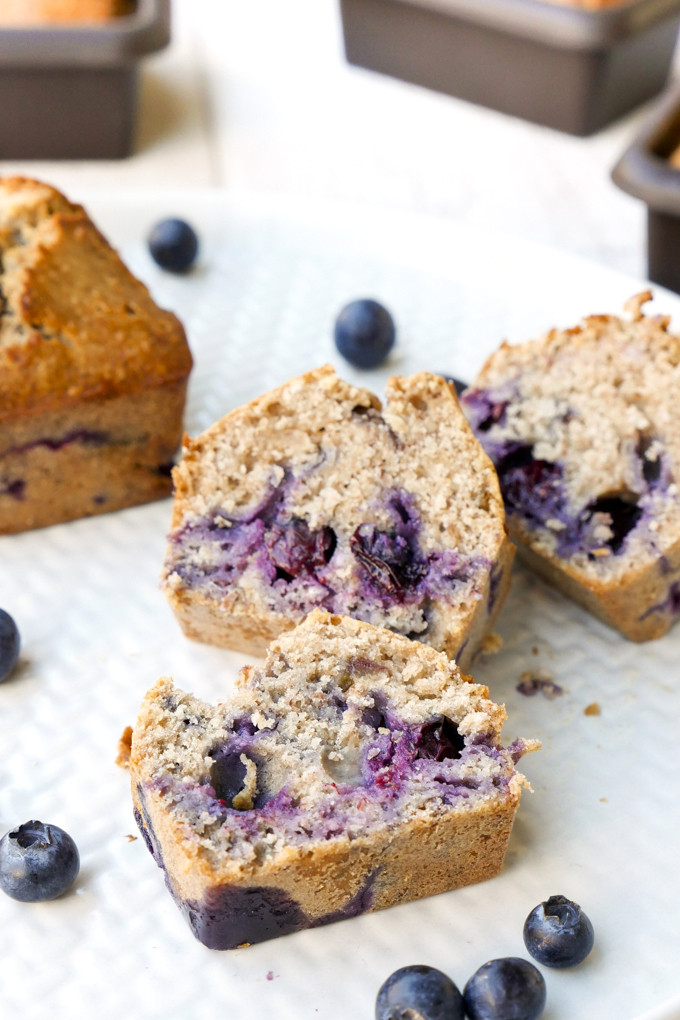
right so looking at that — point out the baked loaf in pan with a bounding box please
[0,177,192,533]
[161,366,513,671]
[461,292,680,641]
[0,0,134,24]
[131,610,535,950]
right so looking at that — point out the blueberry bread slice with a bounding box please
[130,610,536,950]
[161,366,513,670]
[0,177,192,533]
[461,292,680,641]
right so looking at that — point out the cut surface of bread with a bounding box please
[462,292,680,640]
[0,177,192,533]
[162,367,513,670]
[130,611,536,950]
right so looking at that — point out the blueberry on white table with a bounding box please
[0,821,80,902]
[463,958,546,1020]
[375,964,464,1020]
[523,895,595,968]
[0,608,20,683]
[334,298,396,369]
[148,218,199,272]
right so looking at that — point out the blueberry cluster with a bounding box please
[375,896,594,1019]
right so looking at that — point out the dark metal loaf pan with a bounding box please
[339,0,680,136]
[0,0,170,159]
[612,86,680,294]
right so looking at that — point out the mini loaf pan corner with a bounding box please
[0,0,170,160]
[612,85,680,295]
[339,0,680,136]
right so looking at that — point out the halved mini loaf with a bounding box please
[130,611,536,950]
[161,366,513,670]
[462,292,680,641]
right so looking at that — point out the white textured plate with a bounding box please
[1,190,680,1020]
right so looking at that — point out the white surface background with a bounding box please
[1,3,680,1017]
[1,194,680,1019]
[0,0,677,276]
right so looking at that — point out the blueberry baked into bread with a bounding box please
[161,366,513,671]
[0,177,192,533]
[462,292,680,641]
[130,611,536,950]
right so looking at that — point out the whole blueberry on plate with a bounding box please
[0,608,20,683]
[376,964,464,1020]
[148,218,199,272]
[0,821,80,902]
[463,958,546,1020]
[334,298,396,369]
[523,894,594,968]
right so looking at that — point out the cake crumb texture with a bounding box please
[162,366,513,669]
[130,610,536,950]
[462,293,680,641]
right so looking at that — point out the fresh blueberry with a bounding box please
[334,298,396,369]
[463,958,546,1020]
[376,964,464,1020]
[523,894,595,968]
[148,218,199,272]
[0,608,20,683]
[440,375,468,397]
[0,820,80,901]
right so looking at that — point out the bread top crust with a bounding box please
[170,366,507,559]
[0,177,192,422]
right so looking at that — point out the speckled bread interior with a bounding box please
[162,366,513,671]
[0,177,192,534]
[462,292,680,641]
[130,610,535,950]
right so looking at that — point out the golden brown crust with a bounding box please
[0,0,133,24]
[0,176,192,533]
[0,179,191,421]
